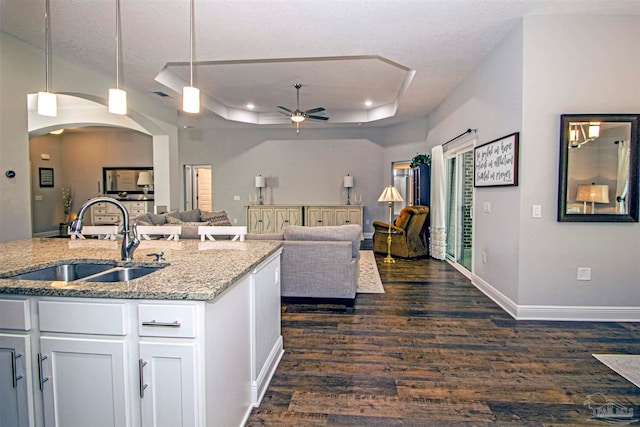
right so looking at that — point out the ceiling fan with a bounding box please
[277,83,329,132]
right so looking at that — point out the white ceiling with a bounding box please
[1,0,639,129]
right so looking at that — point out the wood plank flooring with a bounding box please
[247,251,640,426]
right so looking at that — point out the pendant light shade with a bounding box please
[183,86,200,113]
[183,0,200,113]
[108,0,127,115]
[38,91,57,117]
[38,0,57,117]
[108,88,127,114]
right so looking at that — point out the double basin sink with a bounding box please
[2,261,165,283]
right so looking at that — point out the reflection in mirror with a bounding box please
[103,167,153,195]
[558,114,639,222]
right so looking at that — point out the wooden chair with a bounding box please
[68,225,118,240]
[137,225,181,241]
[198,226,247,242]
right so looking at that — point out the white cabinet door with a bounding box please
[139,341,198,427]
[40,336,129,427]
[250,254,283,405]
[0,334,32,427]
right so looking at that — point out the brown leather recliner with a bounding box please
[372,205,430,258]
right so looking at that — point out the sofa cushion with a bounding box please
[245,233,284,241]
[283,225,361,258]
[132,213,153,226]
[201,210,232,226]
[179,208,201,223]
[165,215,182,224]
[164,221,199,239]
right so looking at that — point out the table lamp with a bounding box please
[576,184,609,214]
[137,171,153,198]
[343,175,354,205]
[255,175,266,205]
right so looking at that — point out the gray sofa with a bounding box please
[247,224,361,302]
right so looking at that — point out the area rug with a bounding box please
[593,354,640,388]
[357,250,384,294]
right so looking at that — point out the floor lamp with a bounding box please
[378,185,404,263]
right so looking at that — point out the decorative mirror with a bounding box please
[558,114,639,222]
[103,167,154,195]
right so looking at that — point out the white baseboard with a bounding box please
[33,230,59,238]
[471,274,640,322]
[251,335,284,406]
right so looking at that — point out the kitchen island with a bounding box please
[0,238,284,427]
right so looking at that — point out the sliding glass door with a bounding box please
[445,148,474,272]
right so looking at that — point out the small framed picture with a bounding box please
[39,167,54,188]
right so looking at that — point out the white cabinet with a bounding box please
[247,205,302,233]
[0,334,32,427]
[39,336,129,427]
[137,302,201,427]
[250,252,283,404]
[91,200,153,225]
[0,298,34,427]
[139,342,198,427]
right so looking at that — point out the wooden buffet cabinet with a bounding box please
[246,205,363,234]
[90,200,153,225]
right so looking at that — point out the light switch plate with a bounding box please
[577,268,591,281]
[483,202,491,213]
[532,205,542,218]
[233,195,240,201]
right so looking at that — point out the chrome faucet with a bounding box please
[70,197,140,261]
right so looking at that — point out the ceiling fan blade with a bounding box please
[277,105,292,113]
[304,107,325,114]
[307,115,329,121]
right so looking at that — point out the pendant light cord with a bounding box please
[115,0,121,89]
[189,0,194,87]
[44,0,51,92]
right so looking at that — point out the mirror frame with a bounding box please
[103,167,153,195]
[558,113,639,222]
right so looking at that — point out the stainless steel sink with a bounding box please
[82,266,164,282]
[7,262,115,281]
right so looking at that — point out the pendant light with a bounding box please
[38,0,57,117]
[108,0,127,114]
[183,0,200,113]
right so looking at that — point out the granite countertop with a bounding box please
[0,238,282,301]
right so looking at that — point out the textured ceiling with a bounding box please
[1,0,638,129]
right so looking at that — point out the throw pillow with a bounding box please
[147,213,168,226]
[132,213,152,225]
[201,210,232,226]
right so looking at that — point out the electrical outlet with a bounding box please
[365,219,370,225]
[482,252,487,264]
[532,205,542,218]
[233,195,240,201]
[233,218,237,224]
[577,267,591,281]
[35,195,43,201]
[483,202,491,213]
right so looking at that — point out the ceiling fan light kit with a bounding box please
[278,83,329,133]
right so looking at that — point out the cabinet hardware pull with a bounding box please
[10,350,23,388]
[139,359,148,398]
[141,320,181,328]
[38,353,49,391]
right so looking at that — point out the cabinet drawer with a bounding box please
[138,303,196,338]
[0,299,31,330]
[130,202,147,209]
[94,215,120,224]
[130,208,146,215]
[39,300,128,336]
[92,208,107,215]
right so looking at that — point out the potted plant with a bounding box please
[410,153,431,168]
[59,187,73,236]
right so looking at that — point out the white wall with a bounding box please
[518,15,640,308]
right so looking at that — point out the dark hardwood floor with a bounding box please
[247,251,640,426]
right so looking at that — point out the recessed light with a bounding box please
[247,103,255,110]
[364,100,373,107]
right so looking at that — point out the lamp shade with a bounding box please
[343,175,354,188]
[576,184,609,203]
[255,175,266,188]
[137,171,153,186]
[378,185,403,202]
